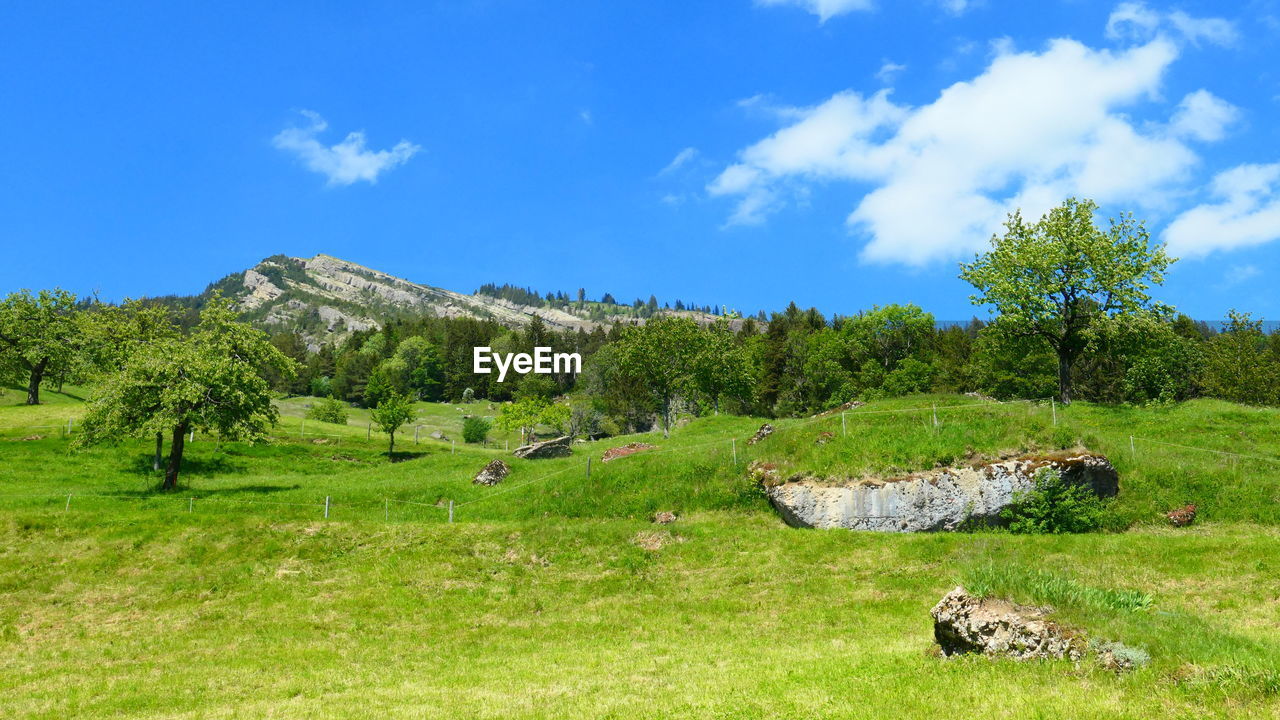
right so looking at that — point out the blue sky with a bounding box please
[2,0,1278,321]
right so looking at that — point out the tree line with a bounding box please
[5,198,1280,486]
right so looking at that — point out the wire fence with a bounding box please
[0,396,1062,523]
[18,395,1278,524]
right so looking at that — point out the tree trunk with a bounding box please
[163,422,188,491]
[661,396,671,438]
[153,432,164,471]
[25,357,48,405]
[388,431,395,456]
[1057,351,1073,405]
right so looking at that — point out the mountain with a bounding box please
[204,254,731,349]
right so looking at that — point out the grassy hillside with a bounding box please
[3,389,1280,717]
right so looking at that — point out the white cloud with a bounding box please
[938,0,976,16]
[273,111,419,186]
[876,61,907,84]
[1164,164,1280,257]
[1222,264,1261,286]
[1170,89,1238,141]
[757,0,874,22]
[660,147,699,175]
[709,35,1228,264]
[580,109,594,125]
[1106,2,1238,47]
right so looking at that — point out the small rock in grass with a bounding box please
[512,436,572,459]
[815,431,835,445]
[602,442,657,463]
[747,423,774,446]
[1166,504,1197,527]
[473,459,511,486]
[931,587,1086,661]
[653,511,677,525]
[746,460,782,487]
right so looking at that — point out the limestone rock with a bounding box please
[602,442,657,463]
[747,423,775,446]
[932,587,1085,661]
[762,450,1118,533]
[653,511,677,525]
[473,459,510,486]
[512,435,572,460]
[1166,503,1197,527]
[430,430,447,441]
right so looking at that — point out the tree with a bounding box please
[370,391,415,456]
[959,198,1173,403]
[75,297,296,490]
[0,289,81,405]
[493,396,568,444]
[612,317,704,437]
[1200,311,1280,406]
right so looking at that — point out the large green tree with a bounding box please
[959,198,1173,403]
[0,289,81,405]
[612,317,706,437]
[76,297,296,490]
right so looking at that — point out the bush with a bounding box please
[462,416,491,444]
[306,397,349,425]
[1001,467,1104,534]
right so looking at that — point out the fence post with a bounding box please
[67,418,73,434]
[64,493,71,512]
[414,426,419,445]
[1129,436,1136,461]
[1051,398,1057,426]
[932,404,938,428]
[324,496,330,519]
[505,439,509,451]
[841,412,846,437]
[189,497,194,512]
[448,500,454,523]
[385,498,389,521]
[367,423,371,440]
[732,438,737,465]
[300,419,305,438]
[451,441,455,455]
[189,428,194,443]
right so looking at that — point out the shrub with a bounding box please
[307,397,349,425]
[461,387,475,402]
[462,416,491,444]
[1001,467,1104,534]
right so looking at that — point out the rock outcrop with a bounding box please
[747,423,775,446]
[931,587,1085,660]
[762,450,1118,532]
[473,459,510,486]
[601,442,657,463]
[512,435,572,460]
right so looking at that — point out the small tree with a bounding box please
[371,391,415,456]
[76,297,296,490]
[494,396,549,444]
[462,416,491,444]
[0,289,81,405]
[307,397,349,425]
[960,198,1173,404]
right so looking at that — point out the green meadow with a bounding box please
[3,388,1280,718]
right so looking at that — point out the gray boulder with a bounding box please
[763,450,1117,532]
[473,459,510,486]
[747,423,774,446]
[512,435,572,460]
[932,587,1085,660]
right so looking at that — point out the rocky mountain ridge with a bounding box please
[211,253,729,349]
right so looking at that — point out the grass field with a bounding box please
[2,387,1280,718]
